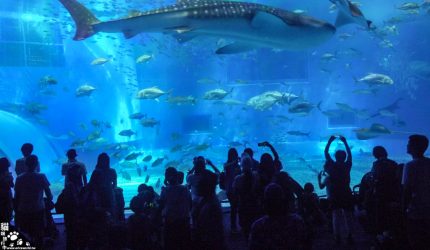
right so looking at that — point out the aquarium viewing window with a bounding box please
[0,11,65,67]
[327,110,358,129]
[182,114,213,133]
[1,2,430,247]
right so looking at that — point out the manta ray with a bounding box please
[59,0,370,54]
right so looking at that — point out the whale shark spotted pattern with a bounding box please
[59,0,368,54]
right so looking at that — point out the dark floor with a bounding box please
[43,211,372,250]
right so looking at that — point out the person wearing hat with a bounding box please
[61,149,87,191]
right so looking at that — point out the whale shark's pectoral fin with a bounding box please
[216,43,257,54]
[251,11,287,29]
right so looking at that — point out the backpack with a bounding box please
[55,185,79,214]
[66,163,83,186]
[78,185,99,212]
[372,159,398,201]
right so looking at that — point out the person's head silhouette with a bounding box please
[240,154,252,173]
[264,183,286,216]
[67,149,78,160]
[227,148,239,163]
[244,148,254,158]
[137,184,148,193]
[21,143,33,157]
[164,167,178,185]
[0,157,11,174]
[260,153,275,178]
[193,156,206,173]
[372,146,388,160]
[334,150,347,162]
[96,153,110,170]
[304,183,314,194]
[407,134,429,158]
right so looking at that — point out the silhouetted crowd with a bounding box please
[0,134,429,250]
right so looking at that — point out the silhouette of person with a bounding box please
[0,157,14,223]
[222,148,241,233]
[15,143,38,175]
[128,185,154,250]
[233,153,262,238]
[88,153,117,215]
[244,147,260,172]
[301,182,325,248]
[259,141,303,212]
[258,141,282,172]
[402,134,430,250]
[79,153,117,249]
[62,149,87,191]
[193,165,225,250]
[356,169,375,233]
[61,150,88,250]
[249,183,305,250]
[186,156,220,228]
[128,184,161,249]
[14,155,53,248]
[324,135,354,244]
[302,183,324,225]
[371,146,399,236]
[160,167,191,250]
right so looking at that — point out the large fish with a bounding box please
[369,98,402,119]
[354,123,391,140]
[330,0,372,29]
[59,0,348,54]
[356,73,394,87]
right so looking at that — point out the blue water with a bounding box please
[0,0,429,204]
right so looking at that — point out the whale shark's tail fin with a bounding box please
[59,0,100,40]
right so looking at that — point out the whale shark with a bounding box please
[59,0,364,54]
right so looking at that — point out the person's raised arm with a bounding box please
[206,159,221,174]
[324,136,336,162]
[340,136,352,163]
[263,141,279,162]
